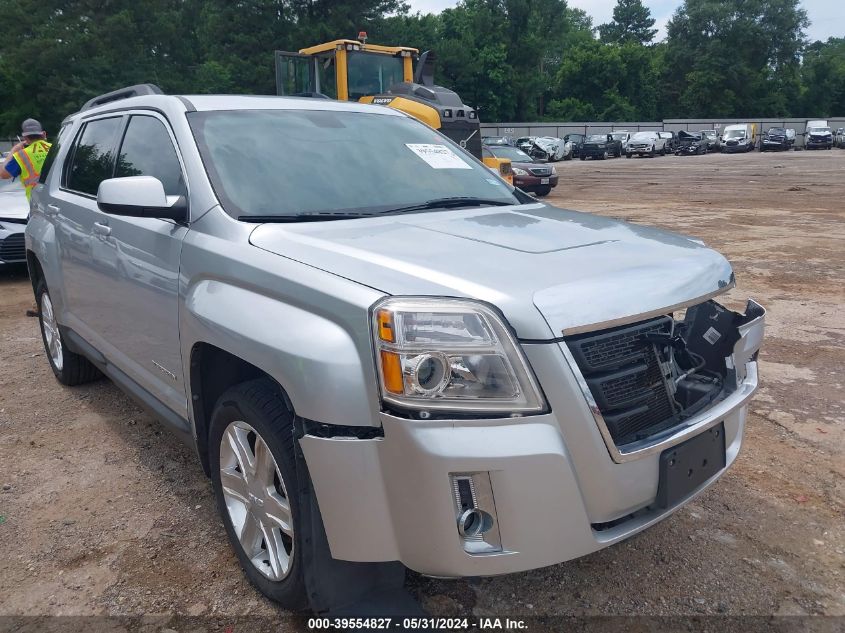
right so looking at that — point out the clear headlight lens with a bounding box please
[372,298,546,414]
[511,167,528,176]
[551,166,557,175]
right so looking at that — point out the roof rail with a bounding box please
[81,84,164,112]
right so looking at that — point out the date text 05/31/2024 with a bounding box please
[307,617,529,630]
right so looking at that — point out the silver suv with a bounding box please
[26,85,765,613]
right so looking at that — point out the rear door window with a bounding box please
[115,115,185,196]
[65,117,122,195]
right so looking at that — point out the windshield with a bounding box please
[724,129,746,139]
[631,132,656,141]
[810,127,831,133]
[768,128,786,135]
[188,109,518,219]
[586,135,607,142]
[346,52,405,101]
[700,131,715,137]
[611,133,627,140]
[488,146,532,162]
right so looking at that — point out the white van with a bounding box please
[721,123,757,153]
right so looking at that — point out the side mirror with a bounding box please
[97,176,187,222]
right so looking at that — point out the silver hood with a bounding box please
[249,204,734,340]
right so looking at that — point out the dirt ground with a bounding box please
[0,149,843,627]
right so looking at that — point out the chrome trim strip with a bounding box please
[559,298,764,464]
[560,282,734,337]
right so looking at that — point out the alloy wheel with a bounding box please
[41,292,63,371]
[219,420,294,581]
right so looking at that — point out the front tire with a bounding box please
[36,280,100,386]
[209,379,309,610]
[535,186,552,197]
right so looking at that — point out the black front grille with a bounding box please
[529,167,552,176]
[566,317,679,446]
[0,233,25,262]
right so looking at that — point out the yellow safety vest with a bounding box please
[13,140,52,200]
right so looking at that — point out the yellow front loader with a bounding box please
[275,34,512,184]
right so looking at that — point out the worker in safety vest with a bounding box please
[1,119,52,200]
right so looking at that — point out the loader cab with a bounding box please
[274,36,512,185]
[275,39,415,102]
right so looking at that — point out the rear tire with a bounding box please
[36,280,101,386]
[209,378,309,610]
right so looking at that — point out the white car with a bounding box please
[0,178,28,266]
[625,131,667,157]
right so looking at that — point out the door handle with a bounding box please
[92,222,111,237]
[45,204,61,217]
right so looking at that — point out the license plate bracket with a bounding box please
[656,423,726,509]
[540,178,550,184]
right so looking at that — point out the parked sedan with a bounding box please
[580,134,622,160]
[482,136,513,147]
[626,131,667,157]
[760,127,795,151]
[675,131,708,155]
[562,133,586,158]
[699,130,720,151]
[658,131,678,154]
[610,131,631,152]
[0,178,28,266]
[482,145,558,196]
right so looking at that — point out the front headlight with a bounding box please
[550,166,557,175]
[372,298,546,415]
[511,167,528,176]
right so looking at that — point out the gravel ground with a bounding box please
[0,149,843,629]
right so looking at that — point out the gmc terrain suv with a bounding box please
[26,85,765,613]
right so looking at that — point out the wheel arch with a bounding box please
[189,343,294,476]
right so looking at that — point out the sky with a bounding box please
[404,0,842,43]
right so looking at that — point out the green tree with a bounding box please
[598,0,657,45]
[800,38,845,117]
[663,0,808,117]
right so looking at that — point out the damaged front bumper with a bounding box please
[298,299,765,578]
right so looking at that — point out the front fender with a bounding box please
[181,279,383,427]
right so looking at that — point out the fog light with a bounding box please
[450,473,502,554]
[457,508,493,538]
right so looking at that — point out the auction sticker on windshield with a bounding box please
[406,144,472,169]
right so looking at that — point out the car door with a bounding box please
[88,113,190,417]
[52,115,125,343]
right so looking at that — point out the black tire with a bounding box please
[209,378,309,610]
[36,280,101,386]
[535,186,552,197]
[600,151,608,160]
[626,153,632,159]
[661,146,667,156]
[580,156,586,161]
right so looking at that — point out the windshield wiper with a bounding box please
[239,197,515,223]
[375,196,514,216]
[238,212,371,223]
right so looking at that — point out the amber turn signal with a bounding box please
[380,350,403,394]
